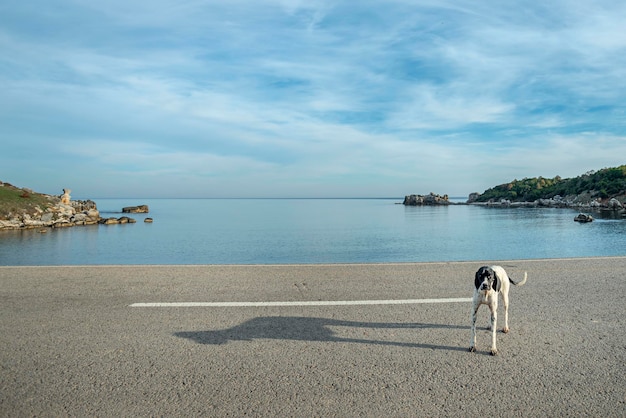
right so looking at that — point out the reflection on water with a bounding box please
[1,199,625,265]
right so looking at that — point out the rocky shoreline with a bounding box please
[0,184,150,230]
[0,200,99,230]
[403,192,625,213]
[465,195,625,210]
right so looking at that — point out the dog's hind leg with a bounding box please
[469,302,479,352]
[489,303,498,355]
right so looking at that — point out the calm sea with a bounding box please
[1,198,625,266]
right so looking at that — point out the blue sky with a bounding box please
[1,0,625,198]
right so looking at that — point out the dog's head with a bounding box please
[475,266,501,294]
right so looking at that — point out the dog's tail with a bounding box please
[510,271,527,286]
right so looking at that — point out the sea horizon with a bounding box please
[2,198,625,266]
[78,196,468,201]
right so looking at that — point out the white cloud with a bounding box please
[1,0,625,197]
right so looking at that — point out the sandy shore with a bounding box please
[1,257,625,417]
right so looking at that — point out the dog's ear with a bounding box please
[475,266,488,289]
[492,271,502,292]
[474,268,483,289]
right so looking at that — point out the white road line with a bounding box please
[129,298,472,307]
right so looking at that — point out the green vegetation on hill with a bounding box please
[0,182,56,219]
[473,165,626,202]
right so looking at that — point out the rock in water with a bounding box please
[122,205,149,213]
[574,213,593,223]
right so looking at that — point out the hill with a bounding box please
[470,165,626,205]
[0,181,58,220]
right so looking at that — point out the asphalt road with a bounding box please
[1,258,625,417]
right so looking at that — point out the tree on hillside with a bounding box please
[473,165,626,202]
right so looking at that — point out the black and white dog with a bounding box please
[469,265,527,355]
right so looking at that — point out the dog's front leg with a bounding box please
[489,302,498,355]
[469,301,479,352]
[502,290,510,333]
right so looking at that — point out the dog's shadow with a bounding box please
[175,317,471,353]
